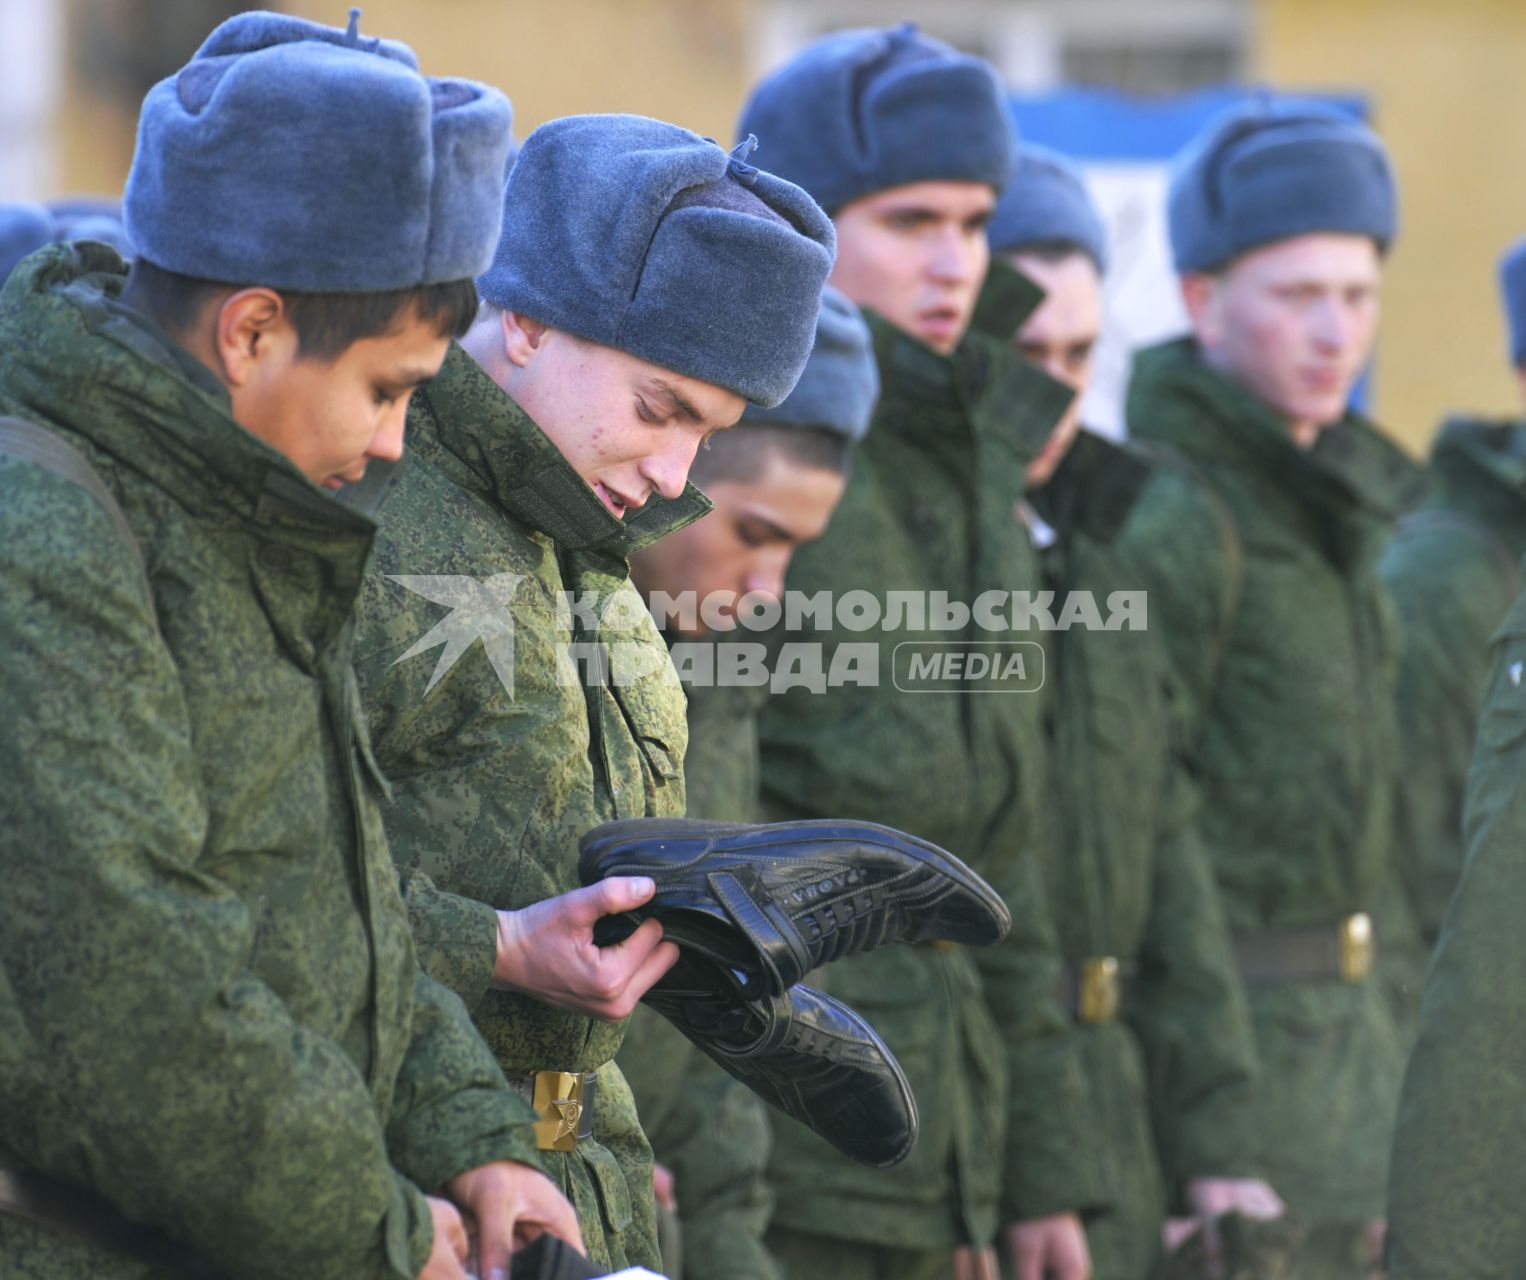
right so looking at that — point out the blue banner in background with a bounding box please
[1001,86,1373,431]
[1008,86,1367,161]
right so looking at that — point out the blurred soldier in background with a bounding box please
[738,25,1110,1280]
[979,144,1284,1279]
[1376,236,1526,1042]
[1384,236,1526,1279]
[1122,101,1418,1278]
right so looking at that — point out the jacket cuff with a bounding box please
[400,872,500,1015]
[389,1085,545,1195]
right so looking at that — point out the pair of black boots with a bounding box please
[579,818,1012,1168]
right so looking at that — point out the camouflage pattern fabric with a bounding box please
[1377,416,1526,1042]
[352,344,710,1270]
[1386,585,1526,1276]
[1123,337,1418,1235]
[754,274,1112,1254]
[0,245,539,1279]
[1026,430,1260,1280]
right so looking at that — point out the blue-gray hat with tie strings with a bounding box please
[124,8,512,289]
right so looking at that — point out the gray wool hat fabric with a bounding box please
[735,23,1017,214]
[123,8,513,290]
[1168,99,1398,275]
[477,113,837,409]
[2,200,132,284]
[1499,236,1526,368]
[742,286,879,442]
[987,144,1109,274]
[0,203,55,283]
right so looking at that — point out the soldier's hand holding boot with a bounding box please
[446,1161,586,1279]
[492,877,679,1019]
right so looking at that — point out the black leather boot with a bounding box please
[579,816,1010,999]
[643,951,918,1169]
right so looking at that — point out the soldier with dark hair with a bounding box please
[0,12,581,1279]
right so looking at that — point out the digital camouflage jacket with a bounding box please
[0,246,538,1280]
[1027,430,1259,1280]
[351,344,707,1269]
[755,280,1111,1250]
[1124,338,1418,1224]
[1377,416,1526,1037]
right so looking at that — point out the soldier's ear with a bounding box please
[501,309,550,370]
[1179,272,1223,350]
[215,287,295,388]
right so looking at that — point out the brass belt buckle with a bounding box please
[1338,913,1373,982]
[531,1071,585,1153]
[1078,957,1120,1024]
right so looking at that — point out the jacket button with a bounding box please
[258,544,294,572]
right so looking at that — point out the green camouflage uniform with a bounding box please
[1377,417,1526,1040]
[755,281,1112,1273]
[1027,430,1260,1280]
[617,649,780,1279]
[352,344,708,1271]
[0,247,540,1279]
[1124,338,1417,1271]
[1385,556,1526,1277]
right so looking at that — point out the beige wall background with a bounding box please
[43,0,1526,454]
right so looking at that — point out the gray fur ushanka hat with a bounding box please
[124,8,512,290]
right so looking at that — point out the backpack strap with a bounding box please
[0,416,157,625]
[1130,438,1245,654]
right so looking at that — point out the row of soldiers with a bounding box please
[0,9,1520,1280]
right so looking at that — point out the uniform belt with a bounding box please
[1056,957,1137,1024]
[508,1070,599,1152]
[0,1168,221,1277]
[1234,913,1374,985]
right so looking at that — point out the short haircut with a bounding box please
[691,422,853,488]
[122,258,480,361]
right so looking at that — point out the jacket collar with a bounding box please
[1029,430,1154,545]
[406,343,711,553]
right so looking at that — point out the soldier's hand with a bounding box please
[1185,1178,1285,1279]
[492,877,679,1019]
[1005,1213,1092,1280]
[951,1243,1000,1280]
[418,1195,471,1280]
[652,1161,678,1212]
[446,1160,584,1280]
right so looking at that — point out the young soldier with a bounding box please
[1122,102,1418,1277]
[1383,239,1526,1278]
[982,146,1283,1279]
[617,285,878,1280]
[737,27,1109,1280]
[349,114,835,1271]
[1377,236,1526,1040]
[0,12,579,1280]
